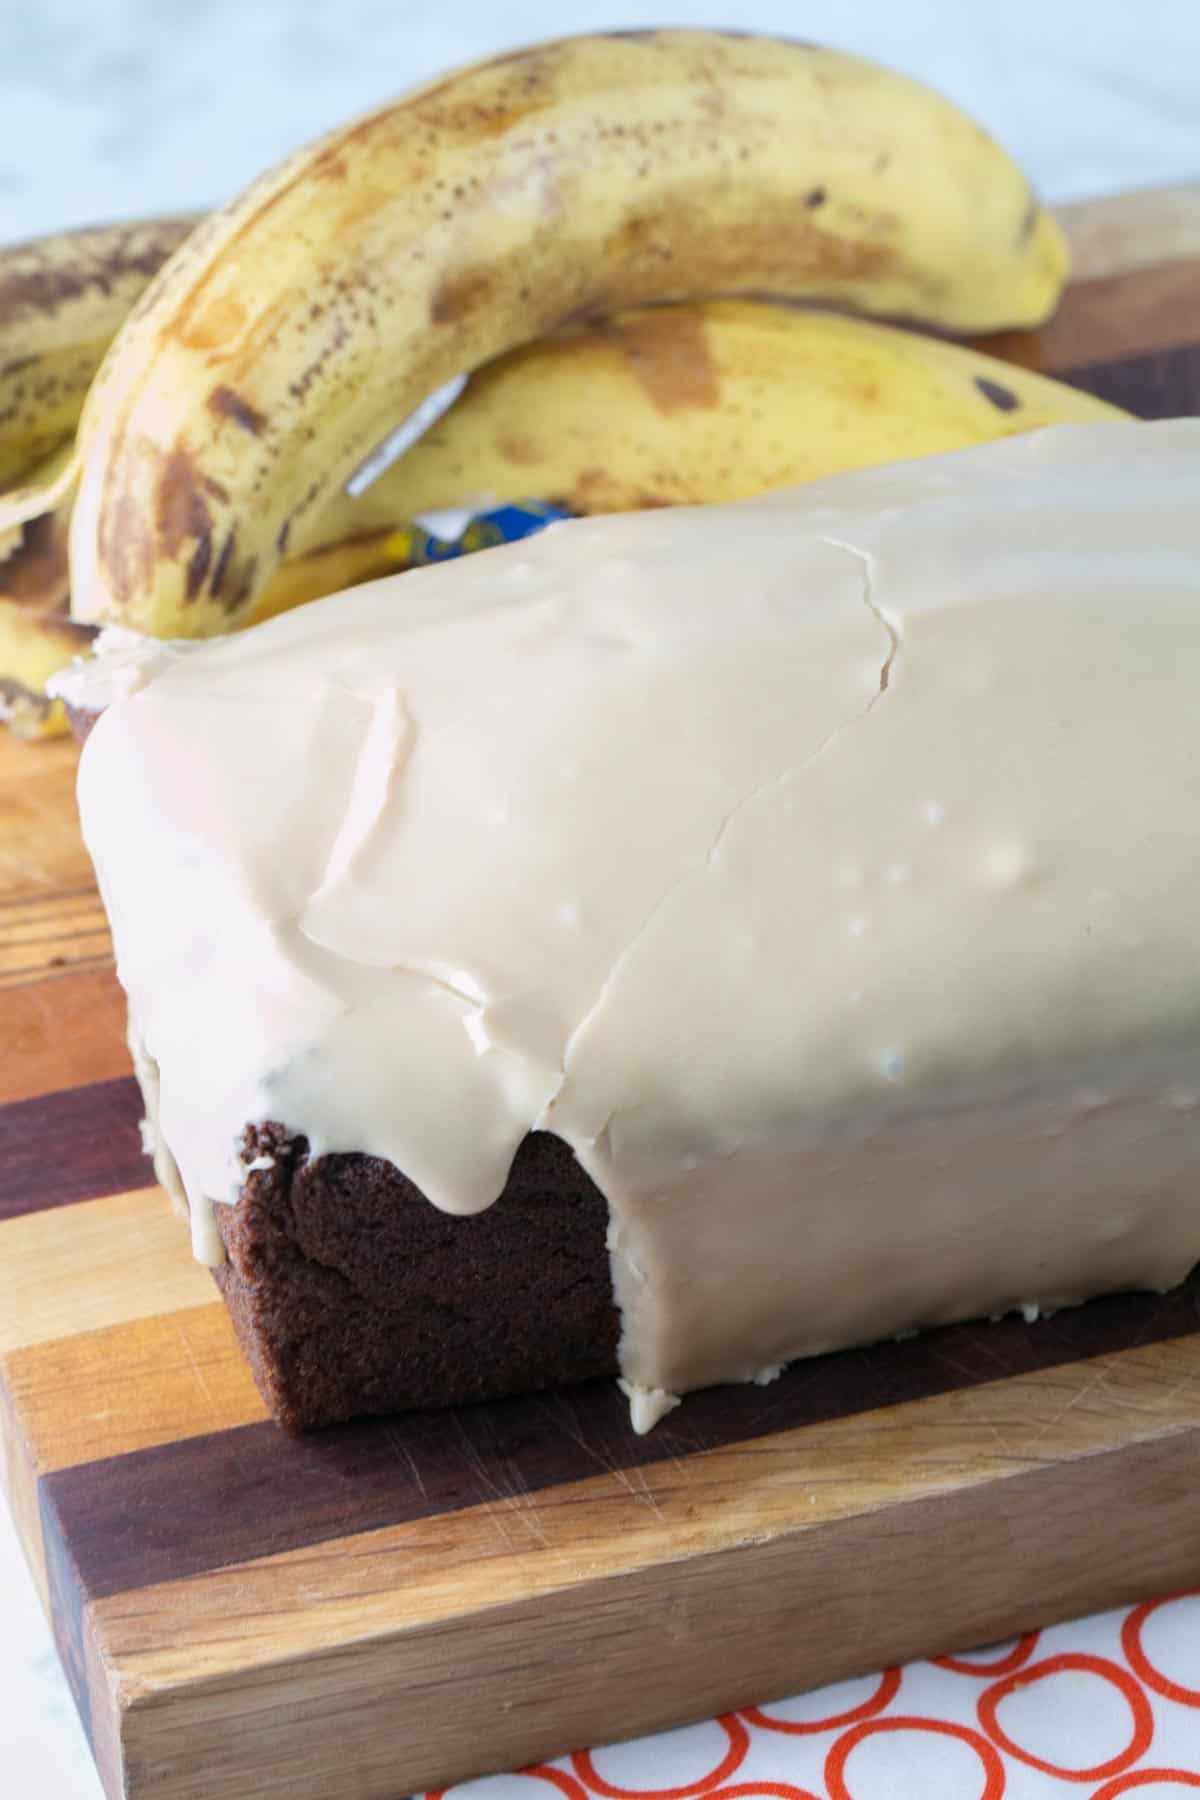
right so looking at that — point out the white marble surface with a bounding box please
[1,2,1198,1794]
[0,1517,96,1788]
[1,0,1199,243]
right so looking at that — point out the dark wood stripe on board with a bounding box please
[1061,341,1200,418]
[0,1076,146,1219]
[42,1269,1200,1601]
[980,255,1200,373]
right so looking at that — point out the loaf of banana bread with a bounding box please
[64,421,1200,1433]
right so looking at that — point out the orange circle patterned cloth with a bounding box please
[431,1593,1200,1800]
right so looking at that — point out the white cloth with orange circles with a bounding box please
[438,1596,1200,1800]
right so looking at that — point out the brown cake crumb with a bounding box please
[214,1125,619,1430]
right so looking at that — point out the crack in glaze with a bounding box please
[547,543,900,1113]
[820,533,900,697]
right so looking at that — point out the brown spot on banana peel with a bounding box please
[0,219,195,327]
[974,375,1020,411]
[186,531,212,599]
[197,521,257,614]
[0,511,71,609]
[209,526,238,599]
[603,311,721,413]
[143,444,264,614]
[208,385,267,434]
[430,262,498,326]
[227,553,258,611]
[156,447,212,560]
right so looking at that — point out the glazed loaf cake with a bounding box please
[68,421,1200,1432]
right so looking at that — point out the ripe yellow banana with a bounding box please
[0,216,195,488]
[70,28,1069,637]
[260,302,1126,620]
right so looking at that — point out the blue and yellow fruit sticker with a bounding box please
[385,500,573,567]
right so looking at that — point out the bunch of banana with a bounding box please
[68,28,1073,638]
[3,30,1124,735]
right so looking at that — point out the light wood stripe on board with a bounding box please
[4,1304,265,1471]
[0,1186,212,1355]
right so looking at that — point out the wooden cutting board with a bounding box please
[3,182,1200,1800]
